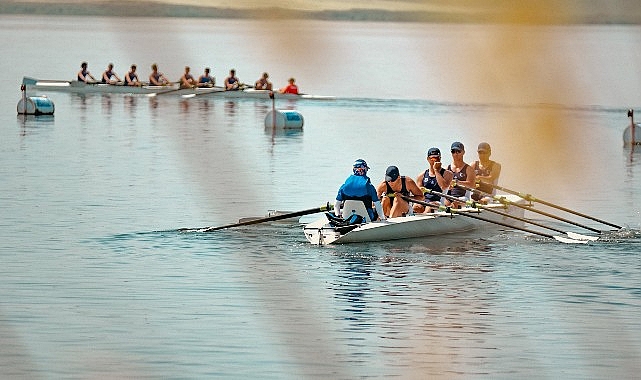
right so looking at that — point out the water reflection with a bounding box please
[198,99,211,113]
[626,143,641,168]
[72,93,88,110]
[332,254,376,327]
[16,114,55,139]
[179,98,190,113]
[224,100,236,117]
[149,96,158,110]
[101,94,113,116]
[253,100,269,119]
[124,95,137,116]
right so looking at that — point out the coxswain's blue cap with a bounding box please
[353,159,369,169]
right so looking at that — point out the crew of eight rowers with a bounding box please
[76,61,299,94]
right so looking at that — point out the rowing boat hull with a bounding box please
[22,77,335,100]
[303,195,525,245]
[23,77,178,94]
[181,87,334,100]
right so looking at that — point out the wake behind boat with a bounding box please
[22,77,335,100]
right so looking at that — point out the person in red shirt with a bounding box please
[279,77,299,94]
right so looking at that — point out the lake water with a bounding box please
[1,15,641,379]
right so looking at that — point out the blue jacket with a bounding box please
[336,174,378,220]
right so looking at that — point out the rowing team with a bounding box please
[76,61,299,93]
[334,141,501,221]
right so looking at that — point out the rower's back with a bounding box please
[342,200,372,223]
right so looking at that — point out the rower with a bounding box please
[471,142,501,203]
[414,147,453,213]
[179,66,197,88]
[446,141,476,208]
[149,63,171,86]
[198,67,216,87]
[101,63,122,84]
[125,64,142,86]
[376,166,424,218]
[254,72,273,91]
[224,69,241,90]
[77,61,96,83]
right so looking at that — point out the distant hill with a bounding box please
[1,0,641,24]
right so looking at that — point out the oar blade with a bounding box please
[566,231,599,241]
[553,235,589,244]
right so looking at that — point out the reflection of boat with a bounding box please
[303,195,526,245]
[22,77,335,100]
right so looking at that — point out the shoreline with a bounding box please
[2,1,641,24]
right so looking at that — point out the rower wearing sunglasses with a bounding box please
[471,142,502,203]
[446,141,476,207]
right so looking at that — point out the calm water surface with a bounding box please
[1,15,641,379]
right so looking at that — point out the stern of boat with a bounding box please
[303,214,343,245]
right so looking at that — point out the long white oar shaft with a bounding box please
[463,199,598,241]
[455,184,603,233]
[180,203,333,232]
[487,183,621,229]
[403,195,588,244]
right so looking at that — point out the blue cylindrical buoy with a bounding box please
[265,110,303,129]
[17,96,55,115]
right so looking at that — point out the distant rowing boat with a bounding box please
[22,77,335,100]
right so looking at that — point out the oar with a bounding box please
[454,183,604,234]
[464,197,597,241]
[148,83,183,97]
[416,189,596,241]
[401,195,588,244]
[180,202,333,232]
[483,183,622,230]
[181,85,226,98]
